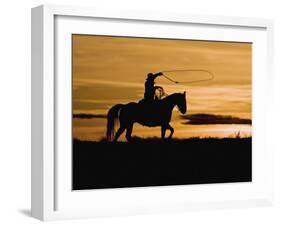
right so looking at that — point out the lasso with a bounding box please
[161,69,214,84]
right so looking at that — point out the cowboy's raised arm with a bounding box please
[154,72,163,77]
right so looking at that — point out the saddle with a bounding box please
[138,98,159,106]
[138,98,161,114]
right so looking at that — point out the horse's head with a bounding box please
[177,92,187,114]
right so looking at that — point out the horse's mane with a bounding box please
[161,92,183,101]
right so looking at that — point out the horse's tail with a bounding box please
[106,104,124,141]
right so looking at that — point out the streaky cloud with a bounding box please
[73,113,107,119]
[181,113,251,125]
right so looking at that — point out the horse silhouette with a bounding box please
[106,92,187,141]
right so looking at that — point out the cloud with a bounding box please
[181,114,251,125]
[73,78,143,89]
[73,113,107,119]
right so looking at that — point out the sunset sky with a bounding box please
[72,35,252,141]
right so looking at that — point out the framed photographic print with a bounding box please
[31,4,274,221]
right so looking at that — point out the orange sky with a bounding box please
[72,35,252,141]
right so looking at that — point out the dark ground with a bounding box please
[72,137,252,190]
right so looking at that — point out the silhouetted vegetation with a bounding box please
[181,113,252,125]
[73,137,252,190]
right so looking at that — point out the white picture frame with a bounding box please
[31,4,274,221]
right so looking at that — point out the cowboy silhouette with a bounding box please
[144,72,163,101]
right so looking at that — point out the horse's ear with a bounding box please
[184,91,186,96]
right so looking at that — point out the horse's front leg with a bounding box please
[161,126,166,139]
[167,124,174,139]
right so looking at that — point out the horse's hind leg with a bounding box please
[114,126,125,142]
[125,124,134,142]
[167,124,174,139]
[161,126,166,139]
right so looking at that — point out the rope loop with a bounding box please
[161,69,214,84]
